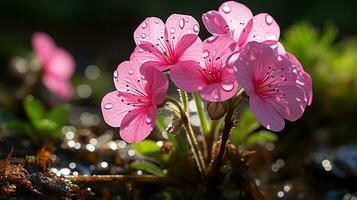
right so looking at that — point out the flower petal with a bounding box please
[101,91,132,127]
[42,74,73,101]
[249,94,285,131]
[218,1,253,41]
[235,42,277,95]
[165,14,200,47]
[203,35,237,63]
[200,79,238,102]
[286,53,313,105]
[113,61,147,94]
[32,32,57,65]
[170,60,207,92]
[130,46,164,67]
[133,17,165,48]
[45,48,75,80]
[202,10,229,35]
[140,63,169,105]
[175,34,203,62]
[270,84,306,121]
[246,13,280,44]
[120,106,157,143]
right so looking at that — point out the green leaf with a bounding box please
[245,131,278,145]
[129,161,165,177]
[23,95,45,124]
[47,105,70,126]
[35,119,58,133]
[231,108,260,145]
[132,139,161,157]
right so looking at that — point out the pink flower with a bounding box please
[202,1,280,50]
[101,61,169,143]
[235,42,308,131]
[130,14,202,71]
[276,43,313,105]
[32,32,75,101]
[171,35,239,102]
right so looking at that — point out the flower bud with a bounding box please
[206,102,226,120]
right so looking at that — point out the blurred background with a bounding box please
[1,0,357,199]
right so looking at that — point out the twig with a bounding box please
[65,175,167,184]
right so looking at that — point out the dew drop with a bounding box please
[222,3,231,13]
[138,48,144,53]
[141,33,146,39]
[146,118,152,124]
[104,103,113,110]
[179,18,185,29]
[221,80,234,91]
[202,50,210,58]
[185,18,189,23]
[265,14,273,25]
[170,27,176,34]
[214,95,219,99]
[128,69,134,75]
[193,24,199,33]
[113,70,118,78]
[154,19,159,24]
[136,34,139,38]
[142,22,147,29]
[265,32,276,41]
[141,75,145,80]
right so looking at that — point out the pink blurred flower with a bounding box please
[171,35,239,102]
[32,32,75,101]
[202,1,280,50]
[130,14,202,71]
[276,43,313,105]
[101,61,168,143]
[235,42,308,131]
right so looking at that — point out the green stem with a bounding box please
[165,97,206,175]
[192,92,210,136]
[178,89,188,112]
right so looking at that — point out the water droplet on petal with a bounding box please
[141,33,146,39]
[202,50,210,58]
[136,34,139,38]
[193,24,199,33]
[221,80,234,91]
[128,69,134,75]
[154,19,159,24]
[185,18,189,23]
[266,32,276,41]
[113,70,118,78]
[222,3,231,13]
[214,95,219,99]
[179,18,185,29]
[104,103,113,109]
[138,48,144,53]
[170,27,176,34]
[146,118,152,124]
[141,75,145,80]
[142,22,147,29]
[265,14,273,25]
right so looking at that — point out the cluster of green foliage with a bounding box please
[282,22,357,141]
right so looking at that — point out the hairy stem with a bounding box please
[192,92,210,136]
[165,97,206,175]
[178,89,188,112]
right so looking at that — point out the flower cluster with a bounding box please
[102,1,312,143]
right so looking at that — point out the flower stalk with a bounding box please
[165,97,207,176]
